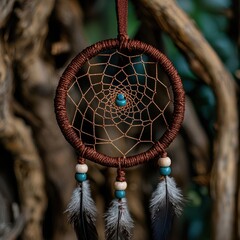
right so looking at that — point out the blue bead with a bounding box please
[116,93,127,107]
[159,167,171,176]
[75,173,87,182]
[117,94,125,100]
[115,190,126,199]
[115,98,127,107]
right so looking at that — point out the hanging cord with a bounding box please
[116,168,126,182]
[116,0,129,47]
[161,151,168,158]
[78,156,86,164]
[116,157,126,182]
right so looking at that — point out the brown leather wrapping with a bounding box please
[116,0,129,41]
[54,38,185,168]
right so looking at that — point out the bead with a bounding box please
[75,173,87,182]
[116,99,127,107]
[115,190,126,199]
[114,181,127,190]
[76,164,88,173]
[115,93,127,107]
[117,94,125,100]
[158,157,171,167]
[159,167,171,176]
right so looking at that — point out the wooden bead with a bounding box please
[76,164,88,173]
[114,181,127,190]
[158,157,171,167]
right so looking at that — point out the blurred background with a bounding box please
[0,0,239,239]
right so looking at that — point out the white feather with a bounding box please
[66,180,97,222]
[150,176,183,217]
[105,198,133,239]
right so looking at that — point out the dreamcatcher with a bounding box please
[54,0,185,239]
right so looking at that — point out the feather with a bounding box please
[149,176,183,240]
[66,180,98,240]
[105,198,133,240]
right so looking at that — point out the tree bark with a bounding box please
[4,0,81,239]
[0,39,47,240]
[133,0,239,239]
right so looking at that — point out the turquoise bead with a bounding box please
[116,99,127,107]
[115,190,126,199]
[159,167,171,176]
[115,94,127,107]
[117,94,125,100]
[75,173,87,182]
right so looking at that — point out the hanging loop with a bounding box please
[116,0,129,43]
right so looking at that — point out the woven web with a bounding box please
[66,49,173,158]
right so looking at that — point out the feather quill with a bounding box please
[105,198,133,240]
[150,176,183,240]
[66,180,98,240]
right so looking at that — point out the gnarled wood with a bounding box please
[4,0,79,239]
[0,41,46,240]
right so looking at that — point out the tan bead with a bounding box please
[114,181,127,190]
[76,164,88,173]
[158,157,171,167]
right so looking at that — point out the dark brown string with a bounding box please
[116,0,129,42]
[78,156,85,164]
[116,169,126,182]
[161,152,168,158]
[54,38,185,168]
[70,53,170,158]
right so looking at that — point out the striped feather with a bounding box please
[150,176,183,240]
[66,180,98,240]
[105,198,133,240]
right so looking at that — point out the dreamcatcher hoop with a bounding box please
[55,38,185,168]
[55,1,185,239]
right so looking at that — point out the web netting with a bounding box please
[66,49,174,158]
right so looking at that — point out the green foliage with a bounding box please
[178,0,238,73]
[184,184,211,240]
